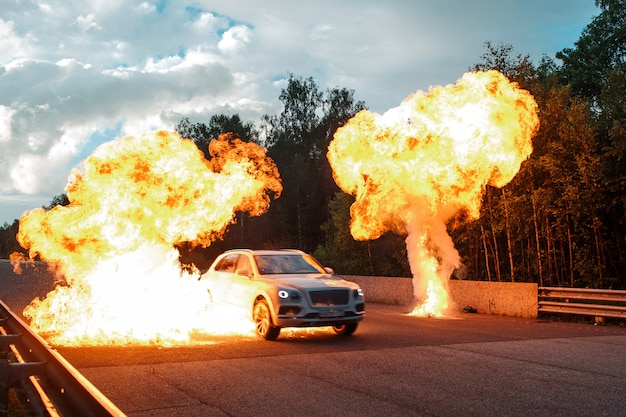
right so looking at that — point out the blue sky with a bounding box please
[0,0,599,225]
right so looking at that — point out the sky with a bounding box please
[0,0,599,226]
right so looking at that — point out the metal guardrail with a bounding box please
[538,287,626,319]
[0,300,126,417]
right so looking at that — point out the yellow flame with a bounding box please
[17,130,281,345]
[327,70,539,316]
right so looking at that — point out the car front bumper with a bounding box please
[274,307,365,328]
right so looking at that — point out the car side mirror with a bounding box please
[324,267,334,275]
[236,268,251,278]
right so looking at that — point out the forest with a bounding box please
[1,0,625,290]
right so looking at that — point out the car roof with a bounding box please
[222,249,306,256]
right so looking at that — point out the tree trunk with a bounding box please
[592,213,603,288]
[559,238,566,287]
[531,192,543,286]
[487,190,502,281]
[545,216,552,285]
[471,233,480,280]
[481,224,492,281]
[296,172,303,249]
[501,189,514,282]
[566,216,574,287]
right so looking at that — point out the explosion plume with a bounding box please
[327,70,539,316]
[16,130,281,345]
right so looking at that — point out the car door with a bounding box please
[209,253,240,303]
[232,253,259,308]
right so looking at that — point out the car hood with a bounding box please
[265,275,359,290]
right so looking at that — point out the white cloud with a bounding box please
[310,24,333,41]
[10,154,60,194]
[136,2,156,14]
[75,13,101,32]
[192,12,218,29]
[0,105,15,143]
[0,19,25,62]
[218,25,251,53]
[145,55,185,73]
[0,0,599,223]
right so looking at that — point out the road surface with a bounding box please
[1,260,625,416]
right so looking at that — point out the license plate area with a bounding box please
[319,310,345,318]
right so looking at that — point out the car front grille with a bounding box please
[309,289,349,306]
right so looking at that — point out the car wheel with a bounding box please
[253,300,280,340]
[332,323,358,336]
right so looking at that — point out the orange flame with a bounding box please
[328,70,539,316]
[9,251,31,275]
[16,130,281,345]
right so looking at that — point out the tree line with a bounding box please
[2,0,624,289]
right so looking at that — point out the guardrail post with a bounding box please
[0,360,9,417]
[0,359,47,417]
[0,334,19,417]
[0,333,47,417]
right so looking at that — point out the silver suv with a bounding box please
[201,249,365,340]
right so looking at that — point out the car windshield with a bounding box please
[254,254,327,275]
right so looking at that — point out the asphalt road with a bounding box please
[1,260,625,417]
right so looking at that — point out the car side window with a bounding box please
[214,254,239,272]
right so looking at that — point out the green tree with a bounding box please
[455,40,622,289]
[0,193,70,258]
[173,76,365,258]
[261,74,323,154]
[261,74,365,251]
[0,219,23,258]
[313,192,371,274]
[45,193,70,209]
[554,0,626,287]
[596,70,626,284]
[556,0,625,103]
[467,43,540,282]
[176,114,258,159]
[533,90,603,287]
[314,192,410,277]
[472,41,539,90]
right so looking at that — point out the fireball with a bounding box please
[327,70,539,316]
[16,130,282,345]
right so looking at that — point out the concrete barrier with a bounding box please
[340,276,414,306]
[341,275,538,319]
[448,280,538,318]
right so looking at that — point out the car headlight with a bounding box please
[354,288,364,299]
[278,289,302,302]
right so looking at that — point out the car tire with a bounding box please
[253,300,280,340]
[332,323,358,336]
